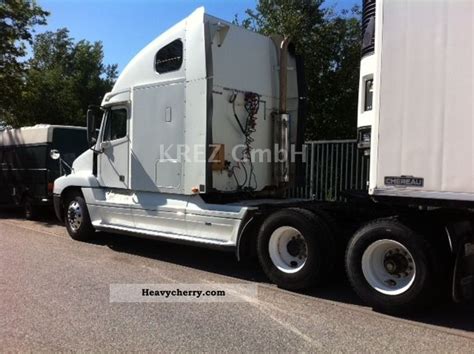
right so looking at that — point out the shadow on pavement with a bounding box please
[94,230,474,333]
[0,207,63,228]
[1,208,473,333]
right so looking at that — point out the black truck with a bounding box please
[0,125,88,219]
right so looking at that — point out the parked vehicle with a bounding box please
[0,125,88,219]
[53,2,473,314]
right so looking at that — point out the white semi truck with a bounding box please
[53,2,474,314]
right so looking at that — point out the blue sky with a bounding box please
[35,0,359,73]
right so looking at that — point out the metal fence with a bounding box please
[289,140,370,201]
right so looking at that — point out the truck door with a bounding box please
[98,106,129,189]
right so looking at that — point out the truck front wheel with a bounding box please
[64,194,95,241]
[257,208,335,290]
[345,218,446,314]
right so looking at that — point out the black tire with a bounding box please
[307,207,347,275]
[257,208,336,290]
[345,218,446,315]
[24,196,37,220]
[64,194,95,241]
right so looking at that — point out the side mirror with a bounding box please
[100,141,111,151]
[86,108,97,147]
[50,149,61,160]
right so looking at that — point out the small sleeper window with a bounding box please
[364,79,374,111]
[155,39,183,74]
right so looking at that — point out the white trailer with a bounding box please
[53,3,473,314]
[358,0,473,203]
[352,0,474,311]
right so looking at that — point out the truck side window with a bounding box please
[104,108,127,141]
[155,39,183,74]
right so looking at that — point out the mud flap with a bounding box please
[459,243,474,301]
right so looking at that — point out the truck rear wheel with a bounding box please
[257,208,335,290]
[64,194,95,241]
[345,218,445,314]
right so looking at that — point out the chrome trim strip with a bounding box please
[94,222,236,248]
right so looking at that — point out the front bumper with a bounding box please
[53,194,63,222]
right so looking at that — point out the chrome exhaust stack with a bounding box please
[273,36,291,188]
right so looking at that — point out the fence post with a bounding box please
[309,143,315,198]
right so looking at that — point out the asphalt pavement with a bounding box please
[0,209,473,352]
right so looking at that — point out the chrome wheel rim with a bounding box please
[361,239,416,296]
[268,226,308,274]
[67,201,83,232]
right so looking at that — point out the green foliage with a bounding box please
[0,0,48,119]
[237,0,361,140]
[9,28,118,127]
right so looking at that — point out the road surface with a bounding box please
[0,210,473,351]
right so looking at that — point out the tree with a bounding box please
[0,0,49,122]
[8,28,118,127]
[237,0,361,140]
